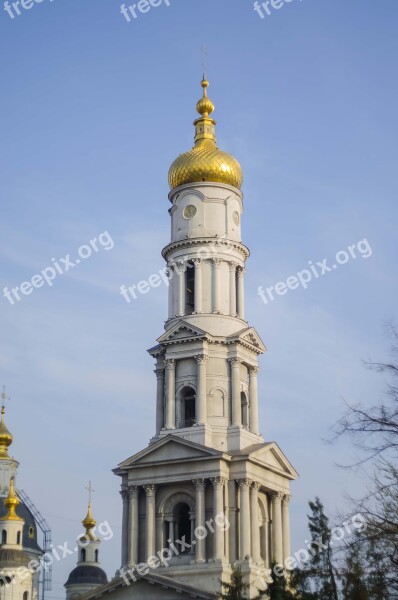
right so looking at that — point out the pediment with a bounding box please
[157,321,210,345]
[117,435,221,469]
[229,327,266,354]
[249,443,298,479]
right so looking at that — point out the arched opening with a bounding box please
[1,530,7,544]
[181,387,196,428]
[185,262,195,315]
[17,531,21,545]
[95,549,99,562]
[174,503,192,550]
[241,392,249,428]
[80,549,86,562]
[23,592,29,600]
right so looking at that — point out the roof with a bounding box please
[65,565,108,587]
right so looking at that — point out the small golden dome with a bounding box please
[168,78,243,190]
[0,407,13,459]
[82,503,97,540]
[3,477,22,521]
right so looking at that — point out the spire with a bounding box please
[82,482,96,540]
[0,387,13,459]
[194,77,217,146]
[3,476,22,521]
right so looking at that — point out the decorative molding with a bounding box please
[143,484,156,496]
[154,368,165,379]
[270,491,284,502]
[128,485,139,499]
[228,358,241,367]
[251,481,261,491]
[249,366,260,375]
[162,238,250,262]
[212,258,222,266]
[192,478,206,490]
[194,354,209,365]
[236,478,252,488]
[165,359,175,369]
[282,494,292,504]
[210,476,227,488]
[120,488,129,501]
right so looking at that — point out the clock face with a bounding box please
[184,205,197,219]
[233,211,240,226]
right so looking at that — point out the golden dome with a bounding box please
[168,78,243,190]
[0,406,13,459]
[3,477,22,521]
[82,502,97,540]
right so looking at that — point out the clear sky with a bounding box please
[1,0,397,597]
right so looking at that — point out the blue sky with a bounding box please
[1,0,397,596]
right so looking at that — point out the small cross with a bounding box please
[86,481,95,504]
[202,44,208,79]
[1,387,8,411]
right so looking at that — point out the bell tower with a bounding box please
[113,76,298,599]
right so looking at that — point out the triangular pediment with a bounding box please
[249,442,298,479]
[229,327,266,354]
[156,321,211,345]
[117,435,222,470]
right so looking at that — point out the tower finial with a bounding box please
[3,476,22,521]
[0,387,13,458]
[82,482,96,539]
[202,44,207,81]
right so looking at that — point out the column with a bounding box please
[144,484,156,561]
[282,494,292,563]
[156,514,165,555]
[192,479,206,563]
[120,489,129,567]
[271,492,283,565]
[167,266,174,319]
[229,358,241,427]
[193,259,203,314]
[211,477,226,561]
[250,482,261,563]
[176,261,186,316]
[128,486,139,566]
[237,479,251,560]
[165,359,176,429]
[264,513,270,567]
[229,262,237,317]
[212,258,222,314]
[195,354,208,425]
[227,479,238,564]
[154,368,165,434]
[237,267,245,320]
[249,367,260,435]
[168,519,175,544]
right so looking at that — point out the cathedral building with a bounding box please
[78,75,298,599]
[0,399,44,600]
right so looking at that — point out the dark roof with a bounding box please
[65,566,108,587]
[0,501,42,553]
[0,548,30,568]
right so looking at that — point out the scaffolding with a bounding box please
[17,489,52,600]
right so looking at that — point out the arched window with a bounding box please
[1,530,7,544]
[181,387,196,428]
[174,503,192,550]
[23,592,29,600]
[241,392,249,428]
[17,531,21,545]
[95,549,99,562]
[80,549,86,562]
[185,262,195,315]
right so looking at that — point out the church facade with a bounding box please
[82,76,298,599]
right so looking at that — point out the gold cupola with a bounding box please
[3,477,22,521]
[0,405,13,460]
[82,501,96,540]
[168,78,243,190]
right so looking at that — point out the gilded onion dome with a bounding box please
[0,406,13,459]
[168,78,243,190]
[3,477,23,521]
[82,502,96,540]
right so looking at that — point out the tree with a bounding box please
[267,563,295,600]
[341,535,369,600]
[219,567,249,600]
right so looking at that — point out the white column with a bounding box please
[237,267,245,320]
[227,479,238,564]
[144,484,156,561]
[282,494,292,563]
[167,266,175,319]
[156,514,164,556]
[176,261,186,316]
[212,258,222,314]
[237,479,251,560]
[250,482,261,563]
[249,367,260,435]
[155,368,165,434]
[229,358,241,427]
[229,262,237,317]
[128,486,139,566]
[120,489,129,567]
[192,479,206,563]
[271,492,283,565]
[193,259,203,314]
[195,354,208,425]
[168,519,175,544]
[211,477,226,561]
[264,517,270,567]
[165,359,176,429]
